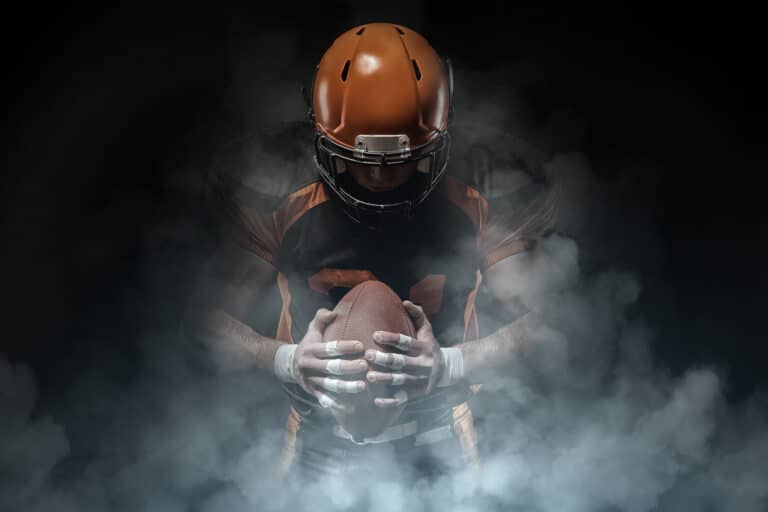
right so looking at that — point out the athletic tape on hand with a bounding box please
[326,359,343,375]
[437,347,464,387]
[325,340,341,357]
[374,351,405,370]
[323,377,363,394]
[396,334,413,351]
[273,344,298,383]
[318,393,335,409]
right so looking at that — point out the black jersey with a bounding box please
[206,130,558,346]
[277,177,485,346]
[206,132,557,468]
[208,170,535,342]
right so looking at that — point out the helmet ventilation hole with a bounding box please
[356,27,366,35]
[394,26,405,35]
[341,60,351,81]
[412,60,422,80]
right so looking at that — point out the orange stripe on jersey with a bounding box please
[273,181,332,249]
[441,175,489,243]
[483,238,536,270]
[206,171,282,265]
[441,176,542,271]
[452,401,480,472]
[462,269,482,343]
[207,175,331,268]
[278,406,302,480]
[276,272,294,343]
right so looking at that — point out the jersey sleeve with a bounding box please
[206,168,283,266]
[204,131,321,268]
[480,175,560,270]
[446,133,560,271]
[441,174,559,271]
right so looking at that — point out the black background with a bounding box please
[3,3,766,410]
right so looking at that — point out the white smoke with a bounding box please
[0,357,70,511]
[3,226,767,511]
[2,20,766,512]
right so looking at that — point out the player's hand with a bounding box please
[364,300,445,408]
[293,308,368,413]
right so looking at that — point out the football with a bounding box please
[323,280,415,440]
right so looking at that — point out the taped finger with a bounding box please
[325,340,342,357]
[315,391,353,413]
[366,371,425,385]
[314,377,365,394]
[317,392,336,409]
[374,389,409,408]
[326,359,343,375]
[372,331,419,353]
[315,340,364,358]
[395,334,414,352]
[371,351,406,370]
[316,359,368,375]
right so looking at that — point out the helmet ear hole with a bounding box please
[416,157,431,174]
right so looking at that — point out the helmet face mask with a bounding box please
[308,23,454,229]
[313,130,450,227]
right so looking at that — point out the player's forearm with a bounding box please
[456,316,532,384]
[183,307,286,373]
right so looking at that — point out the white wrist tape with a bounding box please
[437,347,464,387]
[273,344,298,383]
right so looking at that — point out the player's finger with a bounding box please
[364,350,422,372]
[313,340,364,358]
[308,308,337,333]
[372,331,420,353]
[366,370,426,385]
[402,301,429,330]
[374,389,409,408]
[313,390,353,413]
[298,356,368,376]
[308,376,366,394]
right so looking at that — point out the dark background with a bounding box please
[3,3,766,412]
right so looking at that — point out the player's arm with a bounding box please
[455,253,539,384]
[182,245,367,411]
[368,178,559,397]
[180,242,281,369]
[456,175,560,383]
[365,252,540,404]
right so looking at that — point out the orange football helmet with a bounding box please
[308,23,454,226]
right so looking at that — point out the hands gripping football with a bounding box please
[274,308,368,413]
[274,300,464,412]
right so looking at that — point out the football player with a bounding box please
[186,23,557,484]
